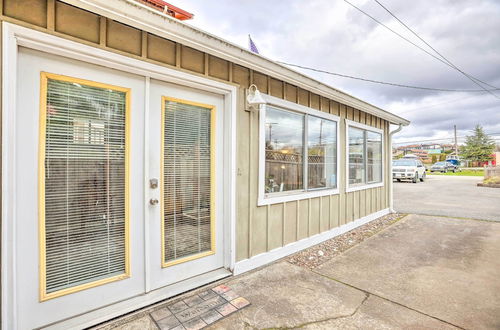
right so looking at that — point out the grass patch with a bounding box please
[484,176,500,184]
[428,169,484,176]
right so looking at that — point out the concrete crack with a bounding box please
[311,271,465,330]
[254,293,370,330]
[242,320,260,330]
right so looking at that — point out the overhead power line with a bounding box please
[343,0,500,99]
[277,61,500,93]
[372,0,500,99]
[342,0,456,70]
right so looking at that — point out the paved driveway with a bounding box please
[103,214,500,330]
[394,175,500,221]
[313,214,500,329]
[209,214,500,329]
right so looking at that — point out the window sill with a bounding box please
[258,188,340,206]
[345,181,384,193]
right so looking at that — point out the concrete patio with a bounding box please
[100,214,500,329]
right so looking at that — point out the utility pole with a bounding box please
[319,120,323,146]
[266,122,278,147]
[454,125,458,155]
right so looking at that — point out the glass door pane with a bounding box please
[40,73,130,300]
[161,97,215,267]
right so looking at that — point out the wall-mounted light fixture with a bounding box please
[245,84,266,112]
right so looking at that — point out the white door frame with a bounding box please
[1,22,237,329]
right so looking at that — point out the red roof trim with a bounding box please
[139,0,193,20]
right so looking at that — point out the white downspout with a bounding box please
[389,124,403,213]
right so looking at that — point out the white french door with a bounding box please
[14,48,146,329]
[11,46,228,329]
[148,79,225,290]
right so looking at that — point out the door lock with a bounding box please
[149,198,159,206]
[150,178,158,189]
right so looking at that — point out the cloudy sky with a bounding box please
[176,0,500,145]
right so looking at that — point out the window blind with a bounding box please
[43,76,128,295]
[163,99,213,264]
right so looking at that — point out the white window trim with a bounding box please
[258,94,340,206]
[345,119,385,193]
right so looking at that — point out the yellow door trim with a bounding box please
[160,96,216,268]
[38,72,131,301]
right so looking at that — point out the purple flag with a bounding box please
[248,35,259,54]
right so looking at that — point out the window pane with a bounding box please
[367,131,382,183]
[265,107,304,193]
[44,77,127,294]
[308,116,337,189]
[163,100,213,263]
[348,127,365,185]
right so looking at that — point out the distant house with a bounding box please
[396,143,453,158]
[0,0,409,328]
[420,143,442,154]
[408,149,431,163]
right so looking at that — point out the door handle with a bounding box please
[149,198,159,206]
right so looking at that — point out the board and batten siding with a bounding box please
[235,91,390,261]
[0,0,391,263]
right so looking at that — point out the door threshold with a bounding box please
[43,268,233,330]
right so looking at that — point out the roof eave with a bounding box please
[61,0,410,126]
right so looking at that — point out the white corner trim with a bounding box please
[233,208,390,275]
[1,21,19,330]
[226,89,238,272]
[345,119,385,193]
[257,96,341,206]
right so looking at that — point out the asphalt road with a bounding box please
[394,175,500,221]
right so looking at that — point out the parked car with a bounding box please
[430,161,457,173]
[392,159,426,183]
[445,155,461,171]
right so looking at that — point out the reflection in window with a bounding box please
[263,106,339,197]
[163,100,213,264]
[367,131,382,183]
[73,118,105,144]
[348,126,383,186]
[264,107,304,193]
[348,127,365,185]
[308,116,337,189]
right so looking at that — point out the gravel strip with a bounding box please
[287,213,406,270]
